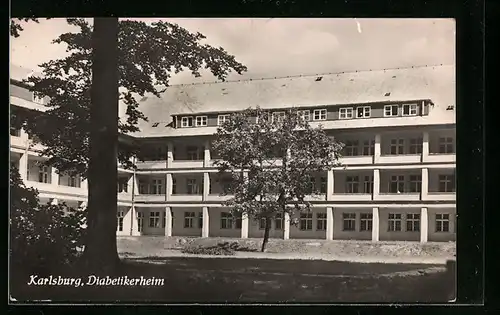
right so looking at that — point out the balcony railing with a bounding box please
[136,160,167,169]
[340,156,373,165]
[135,194,166,202]
[424,153,456,163]
[330,193,372,201]
[206,194,234,201]
[170,194,203,202]
[425,192,456,201]
[170,160,204,169]
[377,154,422,164]
[375,192,420,201]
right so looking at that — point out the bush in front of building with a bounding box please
[180,241,259,256]
[9,165,86,276]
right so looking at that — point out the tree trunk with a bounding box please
[82,17,120,274]
[261,217,272,252]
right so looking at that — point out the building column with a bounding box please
[421,168,429,200]
[327,169,334,200]
[81,178,88,191]
[373,169,380,200]
[420,207,428,243]
[130,207,140,236]
[165,207,172,237]
[51,167,59,186]
[283,212,290,240]
[241,213,249,239]
[127,173,138,194]
[372,207,380,242]
[374,134,381,164]
[202,206,210,238]
[167,141,174,168]
[19,152,28,182]
[326,207,334,240]
[422,131,429,162]
[166,173,173,201]
[204,140,211,167]
[203,172,210,201]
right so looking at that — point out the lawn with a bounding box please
[10,257,454,303]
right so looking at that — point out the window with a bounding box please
[172,178,177,194]
[195,116,208,127]
[38,166,49,183]
[316,213,327,231]
[198,212,203,229]
[388,213,402,231]
[162,212,166,228]
[297,110,310,121]
[320,177,327,194]
[390,139,405,155]
[33,94,45,104]
[137,212,144,232]
[344,140,359,156]
[299,213,313,230]
[439,175,455,192]
[118,178,128,193]
[235,215,242,229]
[149,211,161,228]
[68,175,80,188]
[275,213,283,230]
[346,176,359,193]
[389,175,405,193]
[409,175,422,193]
[360,213,373,231]
[409,138,423,154]
[439,137,454,154]
[272,111,285,123]
[220,212,233,229]
[313,109,327,121]
[217,114,230,125]
[184,211,195,228]
[339,107,354,119]
[151,179,163,195]
[342,213,356,231]
[186,178,200,195]
[406,213,420,232]
[402,104,418,116]
[307,177,316,193]
[356,106,371,118]
[117,211,124,232]
[151,146,167,160]
[259,217,267,230]
[436,213,450,232]
[362,140,374,156]
[186,146,201,160]
[138,181,148,194]
[384,105,399,117]
[221,178,233,194]
[363,176,373,194]
[10,127,21,137]
[181,116,194,128]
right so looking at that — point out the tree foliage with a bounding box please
[10,165,86,275]
[11,18,248,177]
[212,107,343,251]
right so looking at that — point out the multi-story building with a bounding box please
[10,64,456,243]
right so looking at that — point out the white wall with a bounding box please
[248,217,284,239]
[379,208,421,241]
[334,171,372,193]
[428,208,456,242]
[289,208,327,239]
[428,129,455,154]
[379,169,421,193]
[208,207,241,238]
[428,168,455,192]
[172,174,204,194]
[380,131,424,155]
[172,207,202,237]
[333,208,373,240]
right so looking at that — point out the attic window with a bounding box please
[152,122,159,127]
[392,76,397,79]
[384,92,391,97]
[315,76,323,82]
[446,105,455,110]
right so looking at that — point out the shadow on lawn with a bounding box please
[10,257,454,303]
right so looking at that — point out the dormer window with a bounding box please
[32,94,44,105]
[217,114,230,125]
[339,107,354,119]
[181,116,194,128]
[271,111,285,123]
[356,106,371,118]
[384,105,399,117]
[402,104,418,116]
[297,110,310,121]
[195,116,208,127]
[313,109,327,121]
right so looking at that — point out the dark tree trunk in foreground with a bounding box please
[82,18,120,274]
[261,217,272,252]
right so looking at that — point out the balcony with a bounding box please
[135,194,166,202]
[375,193,420,201]
[136,160,167,170]
[377,154,421,164]
[424,153,456,163]
[10,135,27,150]
[304,194,327,201]
[170,194,203,202]
[425,192,456,201]
[118,192,133,201]
[170,160,204,169]
[330,193,372,201]
[340,156,373,166]
[206,194,234,202]
[26,181,86,197]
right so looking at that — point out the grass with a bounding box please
[10,257,454,303]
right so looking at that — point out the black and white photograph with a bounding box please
[9,17,457,303]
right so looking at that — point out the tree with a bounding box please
[212,107,343,252]
[10,18,247,272]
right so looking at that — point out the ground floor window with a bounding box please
[299,213,313,231]
[259,217,266,230]
[137,212,144,232]
[184,211,195,228]
[117,211,124,232]
[436,213,450,232]
[220,212,233,229]
[316,213,327,231]
[149,211,161,228]
[342,213,356,231]
[388,213,402,231]
[406,213,420,232]
[275,213,283,230]
[360,213,372,231]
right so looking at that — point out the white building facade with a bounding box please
[10,64,456,243]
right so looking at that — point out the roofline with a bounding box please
[169,98,433,117]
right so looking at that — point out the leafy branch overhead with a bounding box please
[11,18,248,177]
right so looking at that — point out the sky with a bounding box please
[10,18,455,85]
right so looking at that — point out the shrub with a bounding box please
[181,242,236,256]
[10,166,86,275]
